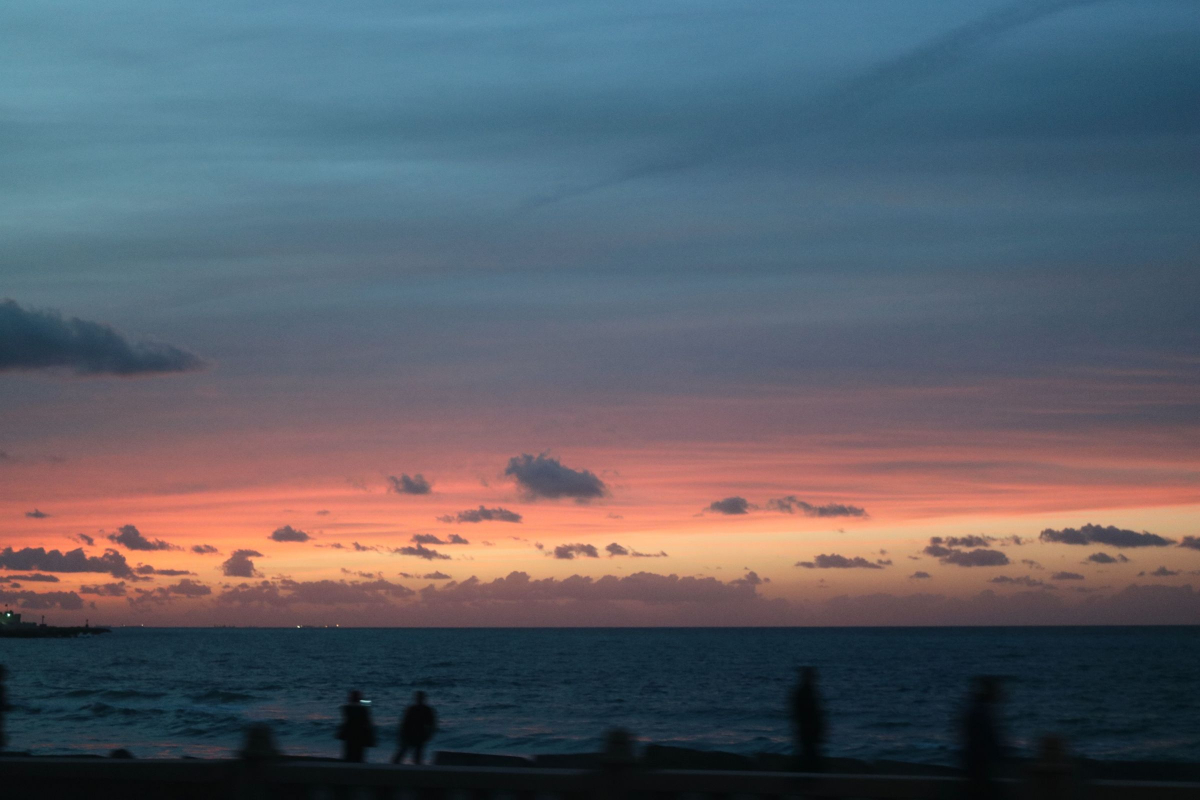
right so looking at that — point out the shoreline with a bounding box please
[4,745,1198,782]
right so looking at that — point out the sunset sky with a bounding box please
[2,0,1198,625]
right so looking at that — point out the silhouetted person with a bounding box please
[336,690,375,763]
[392,691,436,765]
[0,664,8,752]
[962,676,1005,800]
[789,666,825,772]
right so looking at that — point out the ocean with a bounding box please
[1,627,1196,764]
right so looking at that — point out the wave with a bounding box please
[189,690,256,703]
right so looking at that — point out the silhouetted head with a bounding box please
[239,722,281,762]
[0,664,6,680]
[414,690,427,705]
[348,690,363,704]
[972,676,1001,705]
[109,748,134,759]
[799,666,817,686]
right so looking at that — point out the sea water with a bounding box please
[1,627,1196,763]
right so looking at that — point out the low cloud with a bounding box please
[221,549,263,578]
[71,533,96,546]
[733,571,767,586]
[25,509,50,519]
[422,571,451,580]
[0,588,84,610]
[1179,536,1200,551]
[135,564,195,576]
[766,496,867,517]
[129,579,213,608]
[606,542,669,558]
[796,554,884,569]
[436,506,520,525]
[79,582,128,596]
[1086,552,1130,564]
[1052,572,1085,581]
[1148,566,1179,577]
[990,575,1054,589]
[910,571,932,579]
[108,524,178,552]
[218,577,415,606]
[554,543,600,560]
[1021,559,1043,570]
[191,544,219,555]
[269,525,310,543]
[0,546,133,578]
[2,573,59,583]
[942,535,995,548]
[707,496,752,515]
[438,506,522,524]
[0,298,204,376]
[923,537,1009,567]
[1040,524,1173,548]
[387,473,432,495]
[394,543,451,561]
[504,453,607,501]
[419,570,765,606]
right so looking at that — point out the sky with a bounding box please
[1,0,1198,626]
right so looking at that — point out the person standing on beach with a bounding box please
[392,691,437,765]
[0,664,9,751]
[962,676,1005,800]
[336,690,376,762]
[789,666,826,772]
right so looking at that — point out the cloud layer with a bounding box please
[505,454,607,501]
[1040,524,1174,548]
[0,299,204,376]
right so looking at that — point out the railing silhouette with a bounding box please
[1,757,1198,800]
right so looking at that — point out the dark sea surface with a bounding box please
[1,627,1197,764]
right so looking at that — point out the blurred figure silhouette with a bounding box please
[962,676,1005,799]
[0,664,8,752]
[789,666,825,772]
[392,691,437,765]
[336,690,376,763]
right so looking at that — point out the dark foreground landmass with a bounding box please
[5,744,1197,783]
[0,626,110,639]
[433,745,1200,782]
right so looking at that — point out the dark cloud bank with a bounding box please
[438,506,521,524]
[1040,524,1174,548]
[767,496,867,517]
[553,543,600,560]
[108,524,178,551]
[0,299,204,376]
[0,546,133,578]
[923,537,1009,567]
[269,525,310,542]
[387,474,431,495]
[505,454,607,501]
[221,549,263,578]
[796,554,884,569]
[707,496,751,515]
[606,543,667,558]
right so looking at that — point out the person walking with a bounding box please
[336,690,376,763]
[790,666,826,772]
[392,691,437,765]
